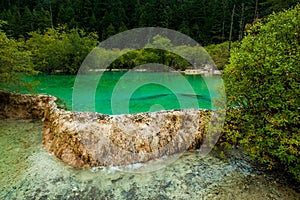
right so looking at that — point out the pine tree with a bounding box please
[21,6,34,35]
[102,23,116,39]
[118,21,128,33]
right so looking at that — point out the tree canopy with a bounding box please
[26,26,98,74]
[0,21,36,92]
[0,0,298,45]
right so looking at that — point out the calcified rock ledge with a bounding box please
[0,91,212,168]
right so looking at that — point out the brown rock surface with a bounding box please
[0,90,212,167]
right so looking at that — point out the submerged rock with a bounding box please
[1,119,299,199]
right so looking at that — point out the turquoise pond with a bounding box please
[26,71,223,115]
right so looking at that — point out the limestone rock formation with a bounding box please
[0,91,212,168]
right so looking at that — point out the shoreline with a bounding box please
[53,68,223,76]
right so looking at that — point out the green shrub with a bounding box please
[222,5,300,181]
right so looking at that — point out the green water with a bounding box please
[27,71,222,114]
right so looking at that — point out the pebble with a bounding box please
[0,120,300,199]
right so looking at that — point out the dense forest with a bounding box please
[0,0,298,45]
[0,0,298,77]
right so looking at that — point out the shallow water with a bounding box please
[1,119,299,199]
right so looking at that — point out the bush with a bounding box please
[222,5,300,181]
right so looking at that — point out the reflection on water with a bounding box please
[1,119,299,199]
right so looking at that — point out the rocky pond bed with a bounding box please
[1,119,299,200]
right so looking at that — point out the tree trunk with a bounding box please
[229,4,235,53]
[221,0,226,42]
[49,1,54,28]
[254,0,259,20]
[239,3,245,40]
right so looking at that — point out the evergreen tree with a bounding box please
[102,23,116,39]
[10,5,22,37]
[88,12,98,32]
[33,6,52,31]
[118,21,128,33]
[0,0,297,44]
[21,6,34,35]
